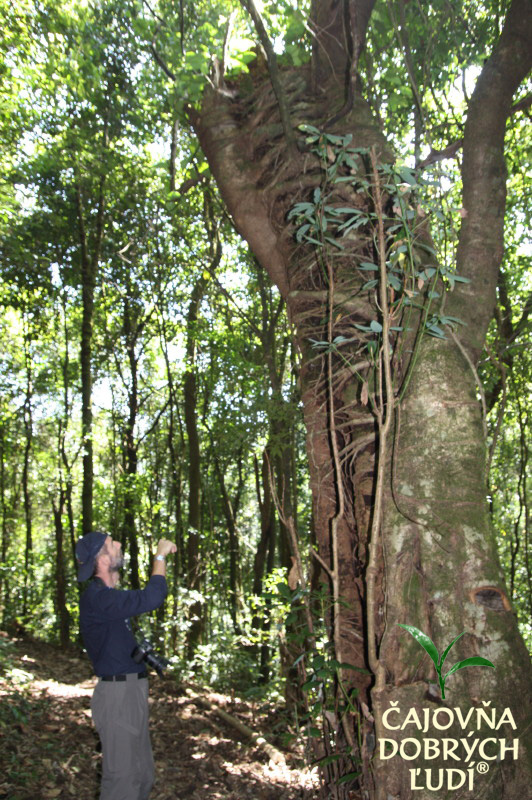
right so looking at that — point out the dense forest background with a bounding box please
[0,0,530,797]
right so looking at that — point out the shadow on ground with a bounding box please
[0,632,319,800]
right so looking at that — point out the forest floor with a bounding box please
[0,631,320,800]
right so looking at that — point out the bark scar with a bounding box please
[470,585,511,612]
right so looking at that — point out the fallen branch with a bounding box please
[192,695,287,765]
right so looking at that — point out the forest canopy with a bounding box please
[0,0,530,798]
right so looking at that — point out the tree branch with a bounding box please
[511,92,532,115]
[450,0,532,362]
[239,0,297,152]
[150,43,177,82]
[418,94,530,171]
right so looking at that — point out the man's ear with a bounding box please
[94,543,110,573]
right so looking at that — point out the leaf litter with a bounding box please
[0,631,319,799]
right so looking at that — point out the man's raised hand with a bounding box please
[155,539,177,557]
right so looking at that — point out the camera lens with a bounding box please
[131,639,168,676]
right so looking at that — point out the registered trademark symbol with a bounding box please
[477,762,489,774]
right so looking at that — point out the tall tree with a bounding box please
[151,0,532,796]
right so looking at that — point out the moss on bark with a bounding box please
[372,336,532,798]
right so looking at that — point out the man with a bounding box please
[76,530,176,800]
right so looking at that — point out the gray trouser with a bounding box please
[91,674,154,800]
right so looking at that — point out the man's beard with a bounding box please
[110,555,125,572]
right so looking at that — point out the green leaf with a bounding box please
[426,324,445,338]
[445,656,495,680]
[370,320,383,333]
[338,662,370,673]
[324,235,344,250]
[319,754,343,767]
[398,166,418,186]
[397,623,439,670]
[337,771,361,785]
[440,315,463,324]
[439,631,466,669]
[298,124,321,135]
[296,224,310,242]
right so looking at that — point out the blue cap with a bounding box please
[76,531,108,581]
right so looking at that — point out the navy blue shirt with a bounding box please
[80,575,167,677]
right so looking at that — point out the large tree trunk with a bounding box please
[190,0,532,796]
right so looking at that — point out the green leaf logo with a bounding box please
[397,624,495,699]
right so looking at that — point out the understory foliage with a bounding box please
[0,0,530,795]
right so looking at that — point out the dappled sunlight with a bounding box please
[0,633,320,800]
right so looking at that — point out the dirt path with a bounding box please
[0,632,319,800]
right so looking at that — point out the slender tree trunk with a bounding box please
[75,152,106,536]
[213,452,243,632]
[122,291,141,589]
[21,325,33,619]
[0,425,7,608]
[252,449,276,683]
[183,275,207,654]
[0,420,20,626]
[157,310,185,578]
[58,291,80,589]
[0,424,17,619]
[51,478,70,647]
[183,191,222,655]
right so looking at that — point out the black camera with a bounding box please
[131,639,169,678]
